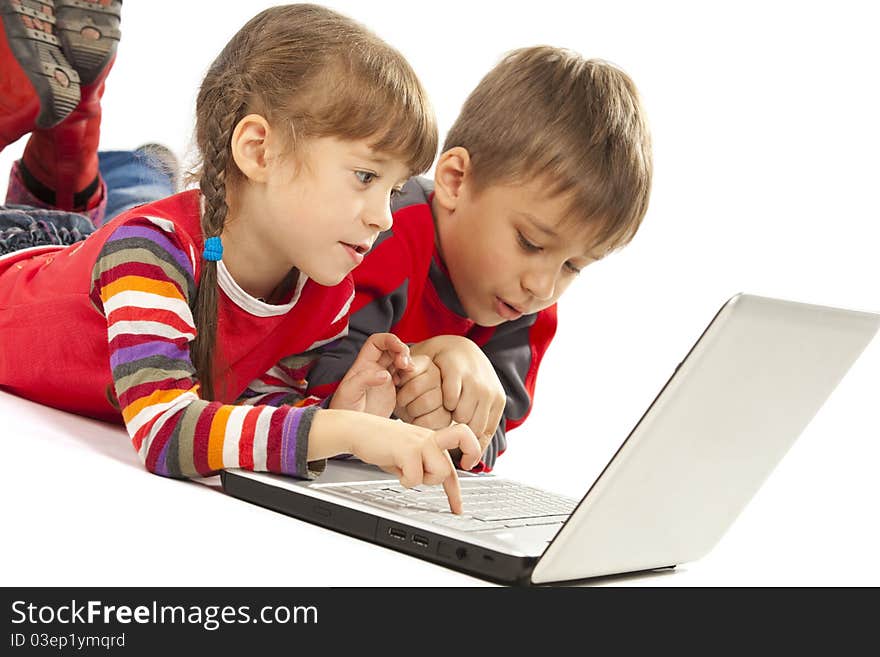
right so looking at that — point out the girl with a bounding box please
[0,4,480,513]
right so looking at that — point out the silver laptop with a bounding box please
[221,294,879,585]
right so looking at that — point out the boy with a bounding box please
[307,46,653,472]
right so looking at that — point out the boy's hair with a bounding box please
[443,46,652,258]
[191,4,437,399]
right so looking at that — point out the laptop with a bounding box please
[221,294,880,585]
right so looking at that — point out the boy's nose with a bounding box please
[523,268,556,302]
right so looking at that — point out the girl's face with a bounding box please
[236,135,412,289]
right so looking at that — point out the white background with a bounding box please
[2,0,878,586]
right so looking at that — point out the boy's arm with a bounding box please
[471,305,558,471]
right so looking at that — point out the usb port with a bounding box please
[412,534,429,548]
[387,527,407,542]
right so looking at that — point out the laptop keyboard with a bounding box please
[320,478,578,533]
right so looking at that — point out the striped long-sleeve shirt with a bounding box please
[0,190,354,480]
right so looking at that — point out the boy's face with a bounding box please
[434,169,601,327]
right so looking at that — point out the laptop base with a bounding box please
[222,470,680,586]
[221,469,540,585]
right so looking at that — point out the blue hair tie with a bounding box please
[203,236,223,262]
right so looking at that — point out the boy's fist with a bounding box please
[395,355,454,429]
[408,335,506,455]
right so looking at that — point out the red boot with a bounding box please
[21,58,110,210]
[19,0,121,211]
[0,0,81,148]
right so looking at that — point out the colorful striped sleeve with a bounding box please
[90,217,324,480]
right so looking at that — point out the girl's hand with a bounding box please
[408,336,506,455]
[329,333,413,417]
[348,422,481,514]
[393,355,454,430]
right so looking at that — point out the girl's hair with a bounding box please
[192,4,437,400]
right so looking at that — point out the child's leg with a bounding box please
[4,157,105,225]
[98,145,178,221]
[0,0,127,254]
[4,141,176,234]
[15,0,121,217]
[18,68,109,215]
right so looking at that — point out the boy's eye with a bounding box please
[517,231,542,253]
[355,171,376,185]
[564,262,583,275]
[391,187,403,198]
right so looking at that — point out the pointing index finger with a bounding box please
[442,466,463,515]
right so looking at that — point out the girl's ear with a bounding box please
[231,114,273,183]
[432,146,471,212]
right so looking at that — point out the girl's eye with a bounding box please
[355,171,376,185]
[517,231,542,253]
[564,262,583,275]
[391,187,403,198]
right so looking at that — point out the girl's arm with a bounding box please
[91,217,480,512]
[91,218,324,479]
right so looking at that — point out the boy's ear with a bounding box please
[230,113,272,183]
[433,147,471,211]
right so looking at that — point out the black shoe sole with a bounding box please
[1,0,81,128]
[55,0,121,86]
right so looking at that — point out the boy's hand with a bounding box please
[394,355,454,430]
[329,333,413,417]
[410,336,506,454]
